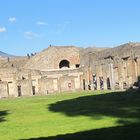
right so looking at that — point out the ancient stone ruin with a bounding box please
[0,42,140,98]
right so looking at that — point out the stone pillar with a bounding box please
[118,61,124,90]
[127,58,137,85]
[12,74,18,97]
[134,59,138,78]
[136,59,140,83]
[96,76,100,90]
[80,75,84,90]
[102,64,107,90]
[109,63,115,90]
[95,65,100,90]
[28,73,33,95]
[103,77,107,90]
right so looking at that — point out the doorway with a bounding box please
[17,86,21,97]
[32,86,36,95]
[107,77,111,90]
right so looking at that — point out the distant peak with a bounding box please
[0,51,15,57]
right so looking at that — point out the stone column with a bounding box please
[28,73,33,95]
[118,61,124,90]
[102,64,107,90]
[109,63,115,90]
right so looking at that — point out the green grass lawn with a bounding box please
[0,90,140,140]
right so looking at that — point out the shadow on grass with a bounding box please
[22,90,140,140]
[49,90,140,124]
[0,110,9,122]
[21,123,140,140]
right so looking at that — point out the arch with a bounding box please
[59,59,70,69]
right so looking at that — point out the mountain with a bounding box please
[0,51,15,57]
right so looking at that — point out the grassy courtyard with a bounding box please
[0,90,140,140]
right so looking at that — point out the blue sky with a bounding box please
[0,0,140,55]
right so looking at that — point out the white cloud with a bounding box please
[37,21,47,25]
[24,31,39,39]
[0,27,6,33]
[9,17,16,23]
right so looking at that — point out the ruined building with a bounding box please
[0,42,140,98]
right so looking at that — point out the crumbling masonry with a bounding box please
[0,42,140,98]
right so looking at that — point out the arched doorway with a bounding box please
[59,59,70,69]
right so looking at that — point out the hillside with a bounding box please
[0,51,15,57]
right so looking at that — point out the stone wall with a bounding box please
[0,81,8,98]
[17,80,33,96]
[38,71,83,94]
[80,42,140,90]
[24,46,80,70]
[0,42,140,98]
